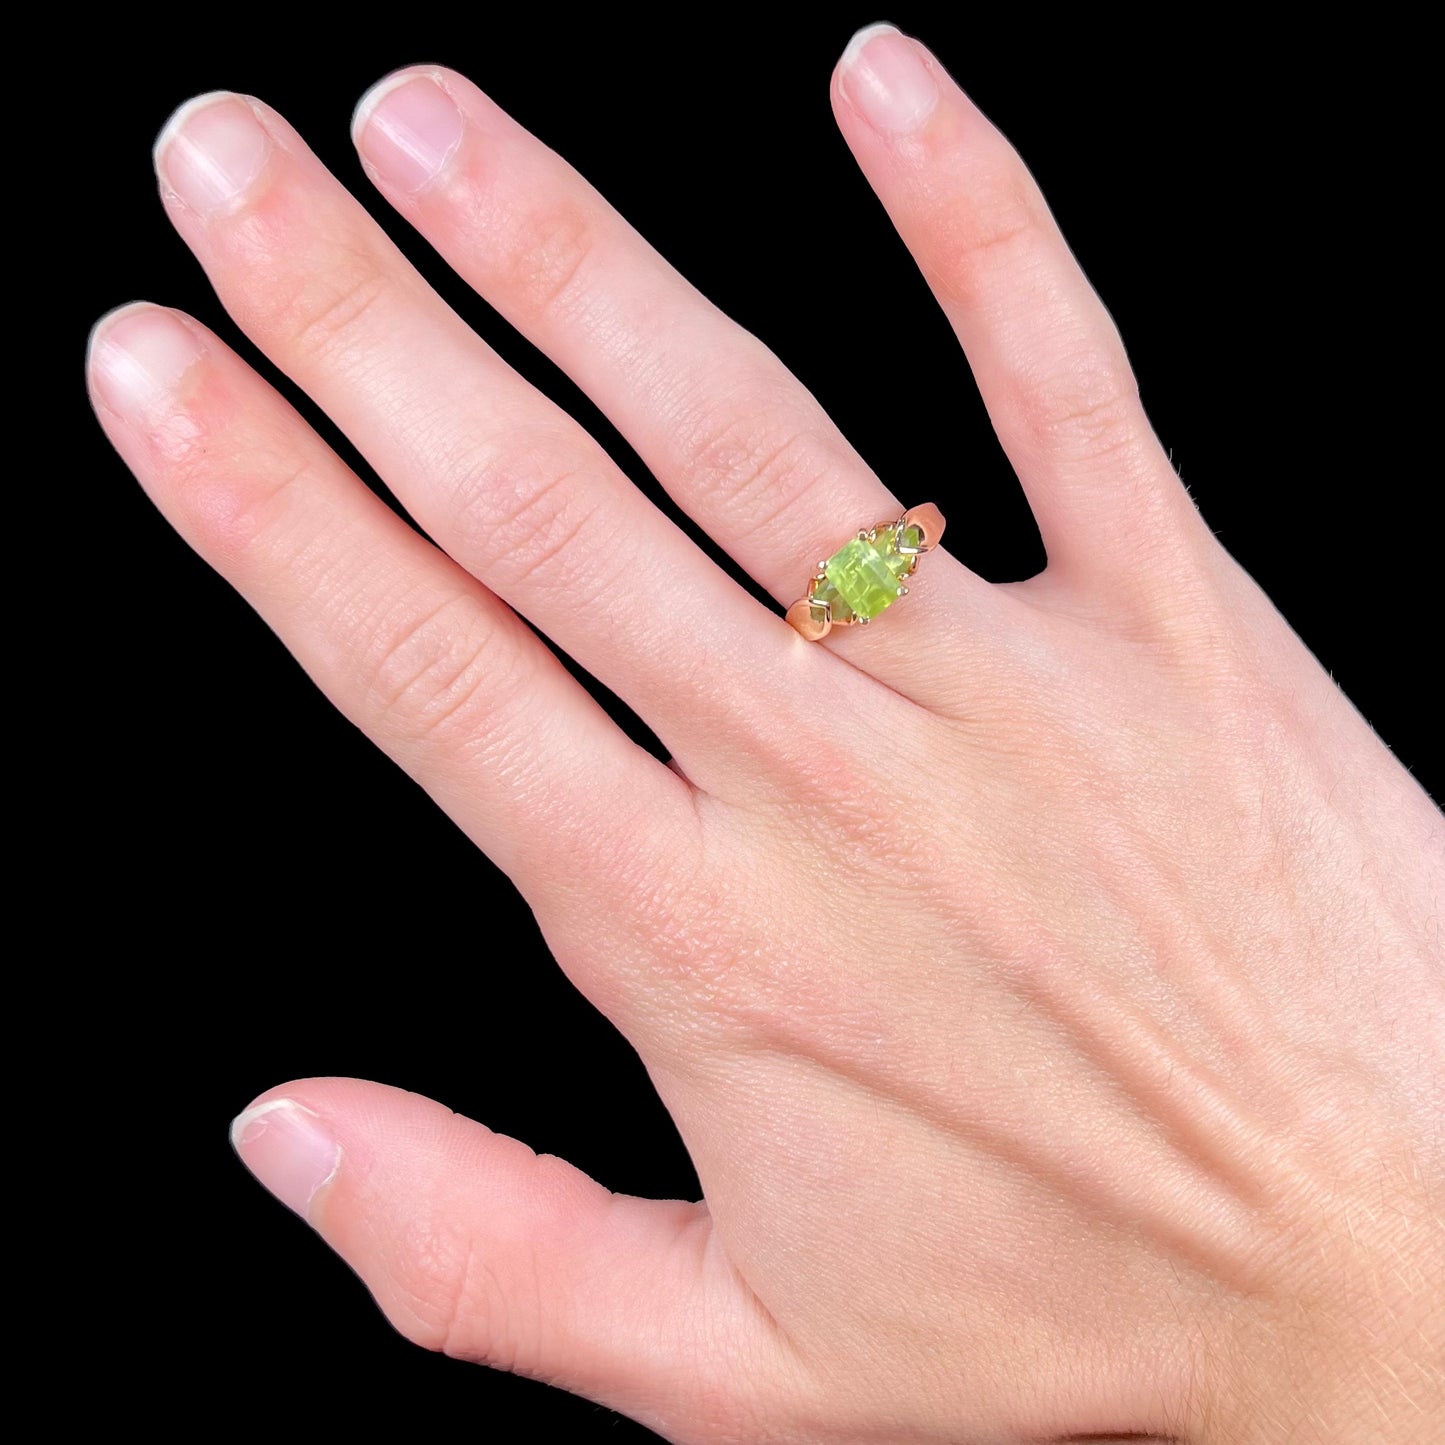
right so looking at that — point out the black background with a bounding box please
[74,12,1436,1440]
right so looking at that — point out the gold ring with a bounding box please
[786,503,945,641]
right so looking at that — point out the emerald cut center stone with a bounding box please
[823,534,907,620]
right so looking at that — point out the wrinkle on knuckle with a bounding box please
[388,1220,539,1376]
[188,454,320,564]
[926,177,1038,308]
[361,590,518,749]
[457,441,611,601]
[438,1241,537,1373]
[1016,346,1143,465]
[433,1155,584,1375]
[155,396,328,568]
[258,236,394,368]
[496,195,598,325]
[382,1212,476,1352]
[678,380,837,531]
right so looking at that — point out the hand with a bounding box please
[87,19,1433,1445]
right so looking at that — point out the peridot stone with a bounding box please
[824,534,907,620]
[874,523,921,574]
[811,576,853,624]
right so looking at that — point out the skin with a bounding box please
[87,24,1442,1445]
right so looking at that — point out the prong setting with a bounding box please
[786,503,945,639]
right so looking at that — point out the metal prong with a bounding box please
[787,597,832,641]
[900,502,945,552]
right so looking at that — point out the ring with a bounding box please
[786,503,946,640]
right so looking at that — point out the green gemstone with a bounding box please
[824,534,907,620]
[811,575,853,624]
[874,523,921,576]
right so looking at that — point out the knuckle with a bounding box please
[1011,341,1144,465]
[678,379,837,534]
[392,1153,581,1376]
[156,407,327,570]
[496,197,598,324]
[1016,347,1143,463]
[453,436,609,600]
[388,1220,542,1374]
[187,454,320,568]
[261,236,393,367]
[388,1221,476,1353]
[927,172,1038,308]
[437,1241,544,1375]
[361,590,520,749]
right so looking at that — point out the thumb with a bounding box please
[230,1077,770,1436]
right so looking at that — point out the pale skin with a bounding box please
[87,23,1442,1444]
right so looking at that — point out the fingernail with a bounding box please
[231,1098,341,1221]
[839,24,938,134]
[88,304,206,419]
[353,73,464,193]
[155,92,271,213]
